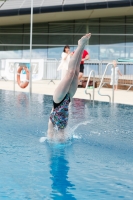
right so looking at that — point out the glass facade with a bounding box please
[0,16,133,60]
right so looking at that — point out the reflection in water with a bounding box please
[16,92,30,117]
[49,147,76,200]
[17,92,29,106]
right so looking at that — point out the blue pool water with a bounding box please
[0,90,133,200]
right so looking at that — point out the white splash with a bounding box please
[73,134,81,139]
[39,120,91,143]
[69,120,92,139]
[39,137,47,143]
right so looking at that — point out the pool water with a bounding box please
[0,90,133,200]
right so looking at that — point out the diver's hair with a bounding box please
[63,45,70,52]
[112,60,117,67]
[112,60,117,63]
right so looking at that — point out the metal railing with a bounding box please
[85,70,95,102]
[98,63,112,103]
[43,59,61,83]
[0,59,7,81]
[0,58,133,94]
[101,61,133,91]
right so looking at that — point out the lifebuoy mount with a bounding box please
[17,66,30,89]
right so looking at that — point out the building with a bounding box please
[0,0,133,61]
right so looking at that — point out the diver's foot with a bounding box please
[78,33,91,46]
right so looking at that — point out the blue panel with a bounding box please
[19,7,40,15]
[131,0,133,6]
[0,9,18,17]
[86,1,107,10]
[108,0,131,8]
[41,5,62,13]
[63,3,85,11]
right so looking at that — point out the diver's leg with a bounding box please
[69,34,91,98]
[53,33,91,103]
[68,54,83,97]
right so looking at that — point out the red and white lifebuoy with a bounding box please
[17,66,29,89]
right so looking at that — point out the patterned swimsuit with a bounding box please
[50,93,70,130]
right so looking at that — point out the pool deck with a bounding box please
[0,79,133,105]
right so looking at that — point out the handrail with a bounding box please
[0,59,7,81]
[98,63,112,103]
[85,70,95,102]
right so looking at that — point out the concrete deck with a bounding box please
[0,80,133,105]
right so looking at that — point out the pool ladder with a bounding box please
[85,70,95,102]
[98,63,115,103]
[85,63,115,103]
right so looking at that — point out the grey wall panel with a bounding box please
[41,0,63,6]
[0,1,4,7]
[0,0,22,10]
[64,0,85,5]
